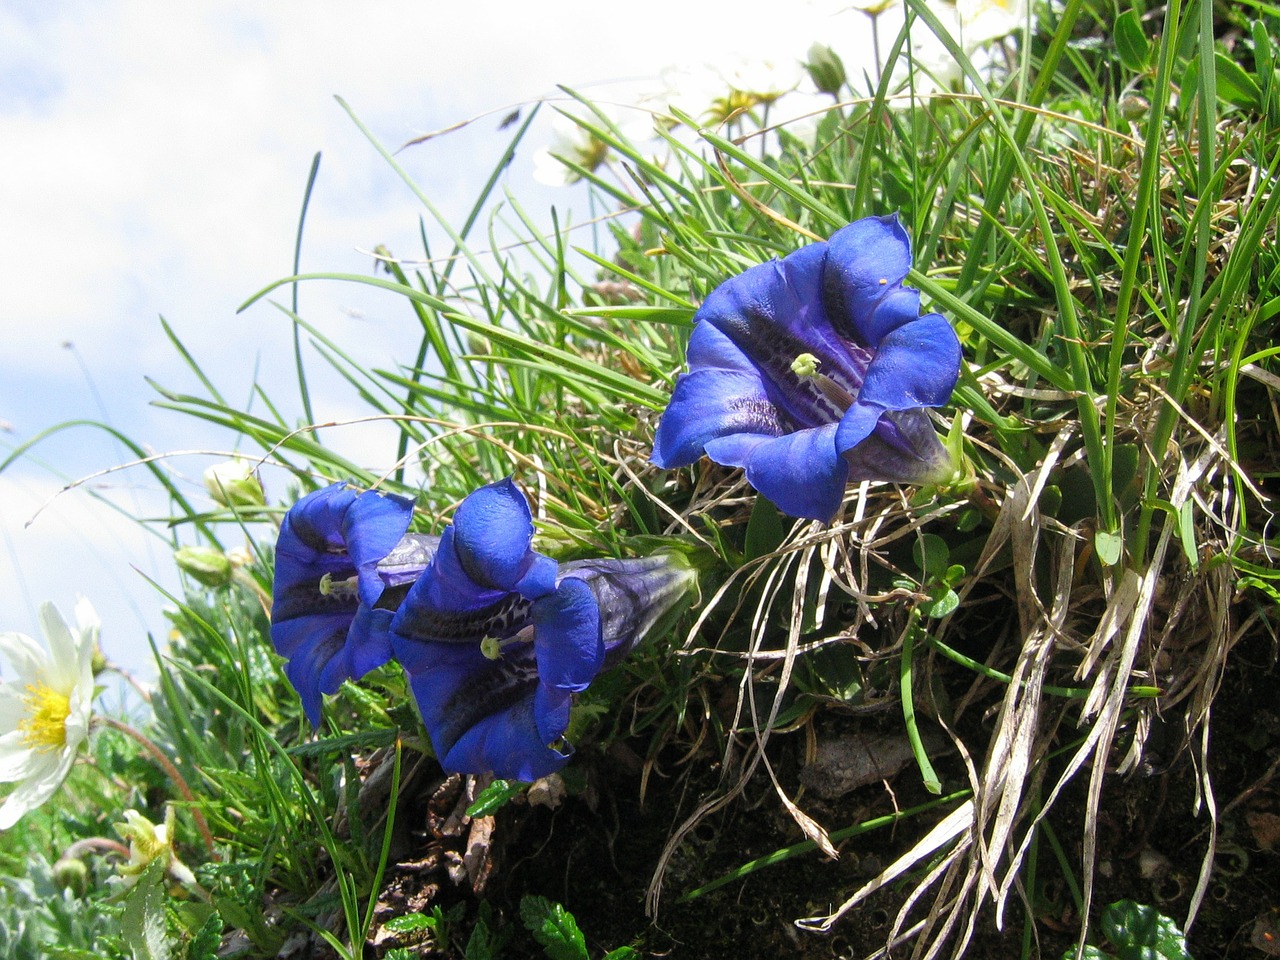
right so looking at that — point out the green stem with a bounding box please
[901,613,941,794]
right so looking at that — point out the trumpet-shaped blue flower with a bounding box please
[652,214,961,522]
[271,482,434,724]
[391,479,696,782]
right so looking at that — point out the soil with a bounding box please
[352,618,1280,960]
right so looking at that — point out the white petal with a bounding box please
[73,597,101,674]
[0,748,72,829]
[0,731,44,782]
[38,603,79,691]
[0,687,28,733]
[64,687,93,750]
[0,631,49,686]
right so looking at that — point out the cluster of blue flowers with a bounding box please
[272,478,696,781]
[270,214,961,781]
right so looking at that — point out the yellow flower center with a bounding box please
[18,682,71,751]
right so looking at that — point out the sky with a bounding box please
[0,0,879,688]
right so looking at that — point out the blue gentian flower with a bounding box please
[271,481,431,724]
[391,479,696,782]
[651,214,962,522]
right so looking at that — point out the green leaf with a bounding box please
[384,914,439,934]
[1214,51,1262,110]
[922,586,960,619]
[519,896,589,960]
[1177,501,1199,570]
[603,948,641,960]
[1240,576,1280,604]
[1100,900,1193,960]
[744,496,786,562]
[186,912,224,960]
[119,861,172,960]
[1114,9,1151,72]
[463,908,503,960]
[1095,529,1124,567]
[466,778,527,817]
[913,534,950,580]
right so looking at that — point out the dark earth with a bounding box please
[339,620,1279,959]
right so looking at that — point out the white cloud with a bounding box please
[0,0,884,687]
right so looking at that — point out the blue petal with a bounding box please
[835,312,960,454]
[279,615,349,725]
[841,409,954,485]
[858,312,961,410]
[271,482,414,724]
[271,483,360,600]
[858,286,926,352]
[443,685,573,782]
[652,365,788,468]
[406,643,571,781]
[531,577,602,693]
[390,526,536,646]
[823,214,914,345]
[346,490,417,606]
[705,423,848,522]
[452,478,557,598]
[346,607,396,678]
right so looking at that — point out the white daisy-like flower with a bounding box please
[532,105,655,187]
[957,0,1028,49]
[0,599,98,829]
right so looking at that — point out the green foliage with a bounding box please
[0,856,124,960]
[466,779,528,817]
[3,1,1277,957]
[118,861,172,960]
[520,896,589,960]
[1068,900,1194,960]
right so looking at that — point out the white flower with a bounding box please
[112,806,198,891]
[532,106,651,187]
[0,599,98,829]
[652,57,807,127]
[956,0,1028,48]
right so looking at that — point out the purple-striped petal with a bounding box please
[842,409,954,485]
[559,553,699,668]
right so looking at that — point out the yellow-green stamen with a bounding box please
[318,573,359,598]
[480,636,503,661]
[791,353,821,378]
[19,682,70,751]
[791,353,856,409]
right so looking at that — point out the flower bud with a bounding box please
[805,43,847,97]
[53,856,90,897]
[203,459,265,508]
[174,546,234,588]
